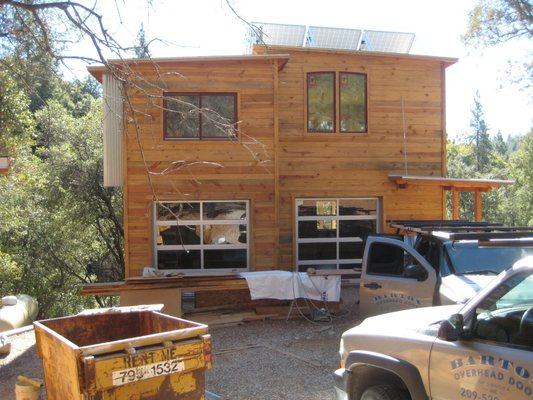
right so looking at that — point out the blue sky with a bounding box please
[67,0,532,138]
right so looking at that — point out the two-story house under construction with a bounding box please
[88,24,509,279]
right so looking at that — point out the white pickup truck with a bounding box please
[335,256,533,400]
[358,230,533,317]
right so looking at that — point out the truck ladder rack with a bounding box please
[388,220,533,242]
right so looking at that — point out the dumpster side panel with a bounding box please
[87,371,206,400]
[85,340,209,399]
[35,325,84,400]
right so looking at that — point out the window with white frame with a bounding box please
[154,201,249,271]
[295,198,380,272]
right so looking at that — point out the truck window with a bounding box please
[472,272,533,349]
[367,242,422,277]
[445,243,533,275]
[416,237,440,270]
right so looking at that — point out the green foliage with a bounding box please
[0,67,35,155]
[469,91,493,173]
[447,130,533,225]
[505,131,533,225]
[0,252,22,296]
[0,1,122,318]
[464,0,532,46]
[464,1,532,90]
[0,66,122,318]
[447,91,532,225]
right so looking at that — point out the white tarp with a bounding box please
[240,270,341,302]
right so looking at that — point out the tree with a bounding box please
[447,129,533,225]
[464,0,532,46]
[0,87,123,316]
[469,91,492,173]
[464,0,533,90]
[134,23,151,58]
[493,130,508,155]
[505,130,533,225]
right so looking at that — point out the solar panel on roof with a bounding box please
[251,22,306,47]
[359,30,415,53]
[306,26,362,50]
[249,22,415,54]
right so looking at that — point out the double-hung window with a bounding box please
[307,72,367,133]
[154,201,249,271]
[164,93,237,139]
[295,198,380,272]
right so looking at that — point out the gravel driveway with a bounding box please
[0,289,361,400]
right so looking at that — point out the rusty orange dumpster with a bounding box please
[34,305,212,400]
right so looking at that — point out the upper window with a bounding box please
[307,72,335,133]
[307,72,367,134]
[164,93,237,140]
[339,72,367,133]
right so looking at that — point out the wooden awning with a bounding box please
[389,174,514,221]
[388,175,513,192]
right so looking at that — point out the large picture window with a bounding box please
[295,198,380,272]
[164,93,237,140]
[154,200,249,271]
[306,72,367,134]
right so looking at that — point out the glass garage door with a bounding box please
[154,200,249,272]
[295,198,380,272]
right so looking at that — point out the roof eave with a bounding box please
[253,44,458,67]
[87,54,291,83]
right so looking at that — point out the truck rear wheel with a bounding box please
[361,385,410,400]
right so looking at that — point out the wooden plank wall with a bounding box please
[122,48,448,275]
[267,47,446,269]
[123,60,278,277]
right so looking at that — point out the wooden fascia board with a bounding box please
[389,175,514,191]
[87,54,291,83]
[253,44,458,66]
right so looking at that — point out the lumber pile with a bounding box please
[185,299,342,327]
[81,274,248,296]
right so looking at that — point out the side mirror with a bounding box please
[438,314,464,341]
[403,264,428,281]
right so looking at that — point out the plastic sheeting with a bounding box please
[240,270,341,302]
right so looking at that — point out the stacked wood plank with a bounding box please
[81,274,248,296]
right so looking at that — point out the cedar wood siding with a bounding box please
[115,48,449,276]
[265,47,447,269]
[123,59,279,277]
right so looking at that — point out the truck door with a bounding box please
[430,272,533,400]
[359,236,437,317]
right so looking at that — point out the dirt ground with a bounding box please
[0,288,361,400]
